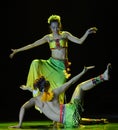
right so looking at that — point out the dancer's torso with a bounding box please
[35,95,61,122]
[48,32,68,60]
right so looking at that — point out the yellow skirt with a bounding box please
[26,57,68,104]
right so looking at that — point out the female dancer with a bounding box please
[9,15,97,107]
[9,63,111,128]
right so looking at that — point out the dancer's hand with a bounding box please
[9,49,17,59]
[83,66,95,73]
[8,125,21,129]
[87,27,98,34]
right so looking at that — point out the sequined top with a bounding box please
[48,32,68,49]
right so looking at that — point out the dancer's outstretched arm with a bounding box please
[54,66,95,95]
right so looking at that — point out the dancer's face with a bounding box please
[50,22,60,34]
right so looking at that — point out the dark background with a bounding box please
[1,0,117,122]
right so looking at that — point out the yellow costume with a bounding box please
[25,32,71,111]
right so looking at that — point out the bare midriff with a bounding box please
[49,34,68,60]
[51,48,67,60]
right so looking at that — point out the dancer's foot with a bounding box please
[20,85,28,90]
[20,85,32,92]
[102,63,111,81]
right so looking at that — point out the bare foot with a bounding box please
[103,63,112,80]
[20,85,28,90]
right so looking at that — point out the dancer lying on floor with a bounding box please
[9,63,111,128]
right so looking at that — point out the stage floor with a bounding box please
[0,121,118,130]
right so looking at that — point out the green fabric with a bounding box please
[26,57,67,104]
[64,98,82,128]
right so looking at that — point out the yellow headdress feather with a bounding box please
[41,91,54,102]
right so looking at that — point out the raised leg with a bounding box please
[71,63,111,102]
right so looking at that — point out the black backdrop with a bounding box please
[1,0,117,122]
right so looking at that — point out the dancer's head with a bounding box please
[33,76,50,92]
[48,14,62,33]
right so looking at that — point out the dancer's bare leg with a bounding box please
[71,63,111,102]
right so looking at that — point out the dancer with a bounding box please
[9,63,111,128]
[9,14,98,106]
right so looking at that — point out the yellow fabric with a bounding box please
[26,57,68,104]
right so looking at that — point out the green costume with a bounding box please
[26,57,68,104]
[25,32,71,111]
[60,98,83,128]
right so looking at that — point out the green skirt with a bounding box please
[26,57,68,103]
[64,98,83,128]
